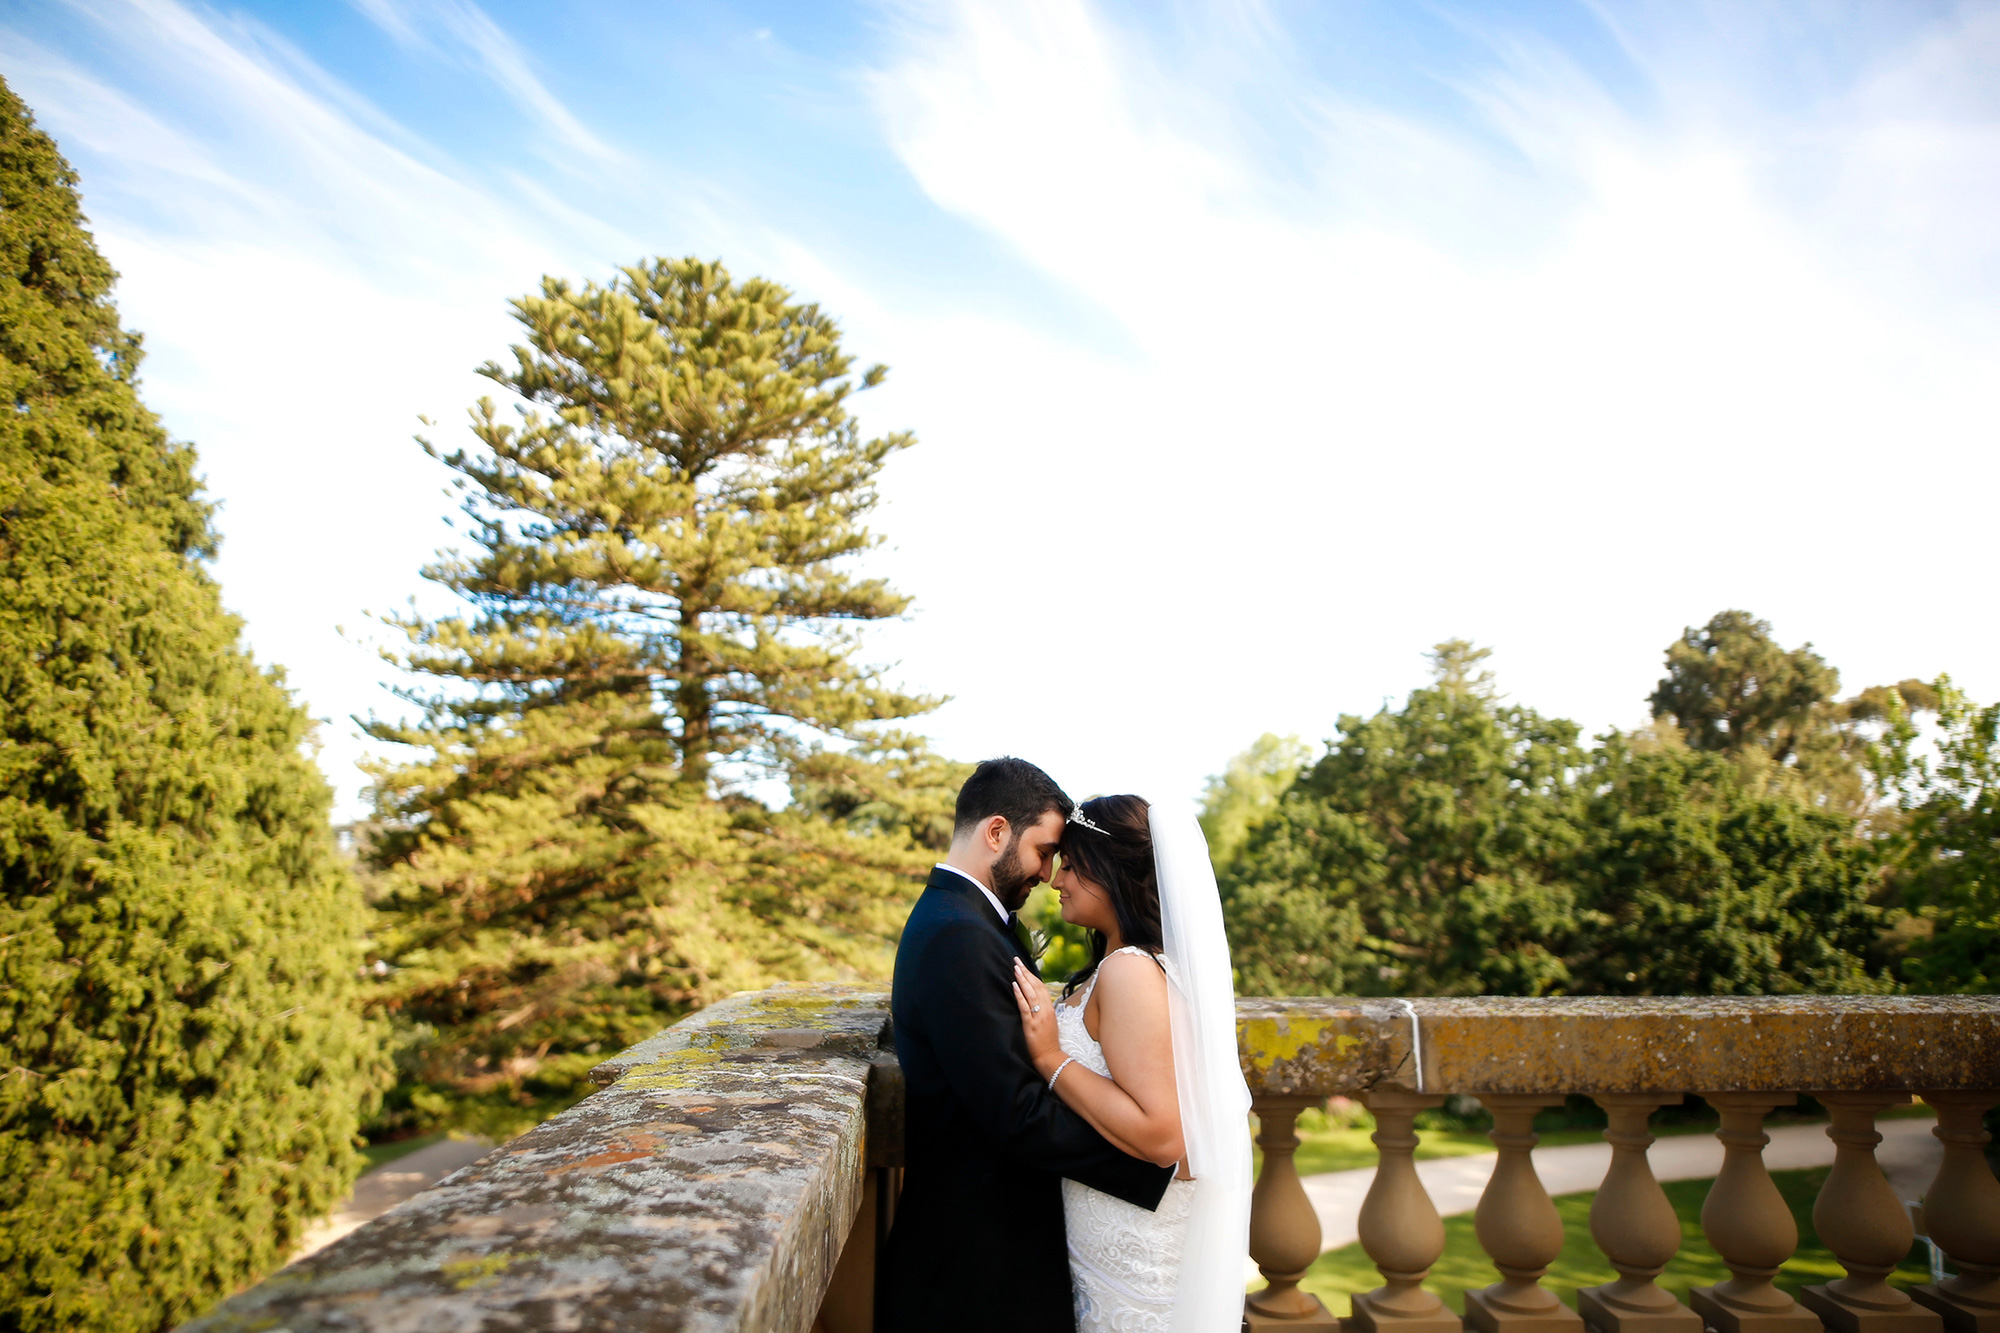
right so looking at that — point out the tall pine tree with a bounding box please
[0,80,383,1331]
[363,260,939,1132]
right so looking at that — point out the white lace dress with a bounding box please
[1057,946,1196,1333]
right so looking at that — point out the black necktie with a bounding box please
[1008,913,1040,968]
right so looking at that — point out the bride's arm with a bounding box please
[1010,964,1152,1161]
[1010,954,1185,1169]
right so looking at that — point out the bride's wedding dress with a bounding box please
[1058,946,1198,1333]
[1048,809,1251,1331]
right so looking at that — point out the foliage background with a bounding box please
[1212,617,1983,999]
[0,79,385,1333]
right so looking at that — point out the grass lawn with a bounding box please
[1270,1101,1935,1179]
[1271,1120,1717,1178]
[1291,1167,1934,1313]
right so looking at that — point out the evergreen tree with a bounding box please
[1220,643,1587,997]
[1567,732,1890,995]
[0,80,382,1332]
[791,731,972,853]
[1649,610,1932,811]
[1198,733,1310,869]
[1872,679,2000,992]
[1217,637,1890,999]
[1651,610,1840,761]
[363,260,938,1132]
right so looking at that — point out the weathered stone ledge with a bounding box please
[182,987,2000,1331]
[1240,993,2000,1097]
[586,985,893,1086]
[183,983,893,1333]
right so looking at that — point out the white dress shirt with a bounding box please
[933,862,1010,924]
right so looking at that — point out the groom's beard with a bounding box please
[988,832,1039,912]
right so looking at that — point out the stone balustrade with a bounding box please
[180,988,2000,1333]
[1237,996,2000,1333]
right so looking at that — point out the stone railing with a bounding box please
[181,989,2000,1333]
[1236,996,2000,1333]
[182,983,903,1333]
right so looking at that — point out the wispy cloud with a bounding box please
[0,0,655,814]
[3,0,1995,821]
[852,0,2000,805]
[348,0,619,163]
[12,0,558,275]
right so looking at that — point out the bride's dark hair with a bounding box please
[1059,794,1162,998]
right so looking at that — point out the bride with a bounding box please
[1009,795,1253,1333]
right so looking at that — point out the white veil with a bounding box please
[1151,806,1253,1333]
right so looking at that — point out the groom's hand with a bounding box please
[1010,958,1064,1079]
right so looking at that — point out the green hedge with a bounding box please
[0,79,385,1331]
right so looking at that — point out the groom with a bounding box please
[881,757,1175,1333]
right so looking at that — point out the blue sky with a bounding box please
[4,0,1997,820]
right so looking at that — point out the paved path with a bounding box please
[1300,1116,1942,1254]
[290,1137,494,1262]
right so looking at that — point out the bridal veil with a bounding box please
[1151,807,1254,1332]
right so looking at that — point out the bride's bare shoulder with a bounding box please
[1094,949,1169,1004]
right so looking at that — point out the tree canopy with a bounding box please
[1198,732,1310,868]
[360,260,940,1135]
[1872,679,2000,992]
[1222,643,1587,997]
[1567,733,1889,995]
[1650,610,1840,762]
[1219,630,1902,999]
[0,78,382,1332]
[379,258,935,792]
[1649,609,1934,813]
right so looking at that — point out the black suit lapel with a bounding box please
[924,867,1041,978]
[1007,914,1046,980]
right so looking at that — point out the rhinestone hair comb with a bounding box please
[1066,805,1113,837]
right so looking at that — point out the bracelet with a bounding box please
[1048,1056,1077,1090]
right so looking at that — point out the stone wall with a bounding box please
[182,987,2000,1331]
[183,984,896,1333]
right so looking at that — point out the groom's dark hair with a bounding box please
[953,757,1074,838]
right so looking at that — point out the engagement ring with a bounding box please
[1031,1004,1041,1013]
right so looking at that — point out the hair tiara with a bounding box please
[1066,805,1113,837]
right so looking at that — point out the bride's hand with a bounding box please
[1010,958,1063,1076]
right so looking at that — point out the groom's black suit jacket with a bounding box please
[881,868,1175,1333]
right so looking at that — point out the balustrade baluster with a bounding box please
[1347,1089,1459,1333]
[1246,1095,1340,1331]
[1800,1093,1942,1333]
[1465,1093,1584,1333]
[1910,1092,2000,1333]
[1690,1092,1821,1333]
[1577,1094,1702,1333]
